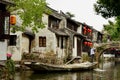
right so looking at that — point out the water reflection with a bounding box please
[15,71,95,80]
[14,61,120,80]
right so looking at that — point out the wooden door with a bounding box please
[77,38,81,56]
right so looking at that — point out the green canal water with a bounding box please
[14,61,120,80]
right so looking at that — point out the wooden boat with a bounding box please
[24,61,97,72]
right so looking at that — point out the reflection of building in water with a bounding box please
[71,73,77,80]
[103,62,115,69]
[76,72,93,80]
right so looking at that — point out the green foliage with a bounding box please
[96,45,106,52]
[104,20,114,33]
[102,35,107,42]
[94,0,120,41]
[22,53,38,60]
[0,65,6,79]
[82,54,90,62]
[65,12,75,18]
[5,58,15,80]
[94,0,120,18]
[10,0,49,32]
[103,16,120,41]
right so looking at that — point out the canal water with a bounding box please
[14,61,120,80]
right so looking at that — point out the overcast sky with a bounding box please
[46,0,114,31]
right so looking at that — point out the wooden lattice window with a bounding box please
[39,37,46,47]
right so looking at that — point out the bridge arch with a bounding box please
[95,41,120,62]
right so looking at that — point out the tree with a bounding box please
[103,17,120,41]
[94,0,120,41]
[65,12,75,18]
[94,0,120,18]
[9,0,49,32]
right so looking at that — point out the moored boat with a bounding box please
[24,61,97,72]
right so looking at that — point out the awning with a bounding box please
[23,31,35,39]
[74,32,86,39]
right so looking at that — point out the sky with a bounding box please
[46,0,114,31]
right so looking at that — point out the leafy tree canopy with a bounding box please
[65,12,75,18]
[94,0,120,18]
[9,0,49,32]
[103,16,120,41]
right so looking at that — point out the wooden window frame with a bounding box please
[61,37,67,49]
[48,16,60,29]
[39,37,46,47]
[0,11,10,40]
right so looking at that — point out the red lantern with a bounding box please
[83,26,86,30]
[87,42,90,46]
[10,15,16,25]
[87,28,89,32]
[84,41,87,45]
[90,42,92,46]
[90,29,92,32]
[83,27,87,34]
[83,30,86,34]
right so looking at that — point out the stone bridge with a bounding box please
[95,41,120,62]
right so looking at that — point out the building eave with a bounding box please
[0,0,14,5]
[23,30,35,39]
[48,28,69,36]
[65,28,85,38]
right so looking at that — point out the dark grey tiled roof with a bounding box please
[65,28,85,38]
[48,28,69,36]
[49,27,85,39]
[0,0,14,5]
[23,30,35,39]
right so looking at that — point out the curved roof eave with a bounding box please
[0,0,15,6]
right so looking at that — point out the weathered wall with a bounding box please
[31,14,67,58]
[93,30,98,42]
[73,37,77,57]
[22,35,29,53]
[77,24,82,34]
[0,40,7,60]
[7,32,22,61]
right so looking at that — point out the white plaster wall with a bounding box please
[77,24,82,34]
[72,37,77,57]
[8,13,68,61]
[42,14,48,29]
[56,48,66,58]
[7,32,22,61]
[22,36,29,53]
[32,14,67,58]
[34,29,57,54]
[32,14,57,54]
[7,13,49,61]
[0,40,7,60]
[93,31,97,42]
[59,17,67,28]
[8,12,23,61]
[56,37,66,58]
